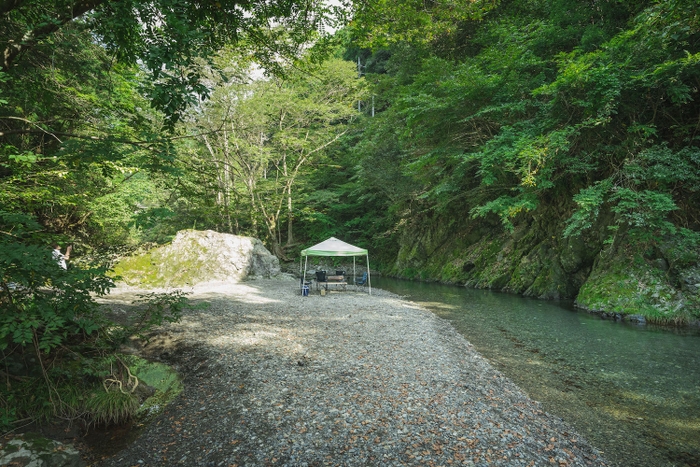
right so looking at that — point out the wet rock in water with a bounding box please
[599,311,623,321]
[627,314,647,324]
[0,434,85,467]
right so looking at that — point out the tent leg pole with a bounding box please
[366,255,371,295]
[303,256,308,294]
[353,257,356,289]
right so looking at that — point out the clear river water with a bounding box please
[372,277,700,467]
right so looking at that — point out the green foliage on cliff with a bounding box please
[328,0,700,321]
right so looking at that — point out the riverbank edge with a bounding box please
[287,259,700,328]
[367,268,700,327]
[390,272,700,327]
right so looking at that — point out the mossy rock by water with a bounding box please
[112,230,280,287]
[127,357,183,421]
[576,250,700,324]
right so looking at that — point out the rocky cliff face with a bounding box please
[388,205,601,299]
[388,208,700,323]
[113,230,280,287]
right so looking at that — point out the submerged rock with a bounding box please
[113,230,280,287]
[627,314,647,324]
[0,434,85,467]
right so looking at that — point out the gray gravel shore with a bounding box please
[99,277,607,467]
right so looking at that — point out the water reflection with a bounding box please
[374,277,700,467]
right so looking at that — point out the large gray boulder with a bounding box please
[113,230,280,287]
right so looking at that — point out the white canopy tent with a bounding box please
[300,237,371,294]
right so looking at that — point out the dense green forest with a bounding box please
[2,0,699,429]
[344,0,700,324]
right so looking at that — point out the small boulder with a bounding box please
[627,314,647,325]
[0,434,85,467]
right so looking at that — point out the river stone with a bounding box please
[0,434,85,467]
[627,314,647,324]
[114,230,280,287]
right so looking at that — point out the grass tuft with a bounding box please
[84,389,140,427]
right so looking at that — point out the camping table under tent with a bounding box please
[300,237,371,295]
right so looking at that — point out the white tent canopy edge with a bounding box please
[300,237,371,295]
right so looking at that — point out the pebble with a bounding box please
[99,278,608,467]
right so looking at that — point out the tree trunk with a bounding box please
[270,239,288,261]
[287,191,294,245]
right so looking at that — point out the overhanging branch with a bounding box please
[1,0,104,71]
[0,125,239,149]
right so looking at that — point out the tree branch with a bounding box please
[0,125,240,149]
[1,116,63,143]
[0,369,29,383]
[2,0,104,71]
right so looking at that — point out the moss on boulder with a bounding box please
[128,357,182,421]
[576,248,700,324]
[390,210,596,300]
[113,230,280,287]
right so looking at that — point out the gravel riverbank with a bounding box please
[97,277,607,467]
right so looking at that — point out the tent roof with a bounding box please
[301,237,368,257]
